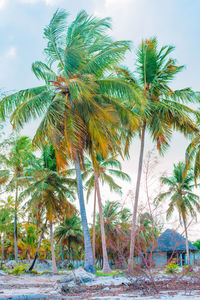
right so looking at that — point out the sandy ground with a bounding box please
[0,273,200,299]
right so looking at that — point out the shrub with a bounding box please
[66,263,74,270]
[165,261,179,274]
[7,263,29,275]
[182,265,194,275]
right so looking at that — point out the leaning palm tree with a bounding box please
[21,144,76,273]
[0,136,34,262]
[83,155,130,272]
[155,162,200,265]
[0,10,140,271]
[114,38,199,272]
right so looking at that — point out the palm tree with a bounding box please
[0,196,14,260]
[95,200,131,267]
[0,10,140,271]
[55,213,83,263]
[184,133,200,183]
[0,136,34,262]
[155,162,200,264]
[21,144,76,273]
[83,155,130,272]
[114,38,199,272]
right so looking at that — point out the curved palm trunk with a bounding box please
[28,222,46,272]
[183,217,190,265]
[74,154,94,273]
[95,173,111,274]
[50,220,58,273]
[92,188,97,263]
[14,184,18,262]
[128,120,146,273]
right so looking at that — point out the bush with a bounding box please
[95,265,101,271]
[66,263,74,270]
[182,265,194,275]
[7,263,29,275]
[165,261,179,274]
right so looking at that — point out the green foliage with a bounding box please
[193,240,200,250]
[6,263,29,275]
[66,263,74,270]
[95,270,122,277]
[182,264,194,275]
[165,261,179,274]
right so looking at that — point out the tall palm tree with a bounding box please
[55,213,83,262]
[0,136,34,262]
[21,144,76,273]
[155,162,200,264]
[114,38,199,272]
[83,155,130,272]
[0,10,140,271]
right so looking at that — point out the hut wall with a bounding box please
[152,252,167,266]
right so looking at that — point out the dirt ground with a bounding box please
[1,273,200,299]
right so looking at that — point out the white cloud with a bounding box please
[0,0,7,10]
[5,46,17,59]
[19,0,61,5]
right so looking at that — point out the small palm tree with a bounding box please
[0,136,34,261]
[155,162,200,264]
[83,155,130,273]
[0,196,14,260]
[55,213,83,263]
[95,200,131,267]
[21,144,76,272]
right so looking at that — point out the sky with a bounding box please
[0,0,200,239]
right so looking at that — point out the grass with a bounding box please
[95,269,124,277]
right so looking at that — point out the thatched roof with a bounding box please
[152,229,198,252]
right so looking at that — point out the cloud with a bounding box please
[5,46,17,59]
[19,0,61,5]
[0,0,7,10]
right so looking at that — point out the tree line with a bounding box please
[0,9,200,273]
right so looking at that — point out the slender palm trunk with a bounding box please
[183,217,190,265]
[14,184,18,262]
[27,252,31,264]
[92,188,97,263]
[61,245,64,261]
[74,153,94,272]
[128,120,146,273]
[95,173,111,273]
[50,220,58,273]
[28,222,46,272]
[1,232,4,261]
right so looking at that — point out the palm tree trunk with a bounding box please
[28,222,46,272]
[95,173,111,273]
[74,153,94,273]
[50,220,58,273]
[92,188,97,263]
[61,245,64,261]
[128,120,146,273]
[183,217,190,265]
[1,232,4,261]
[14,184,18,262]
